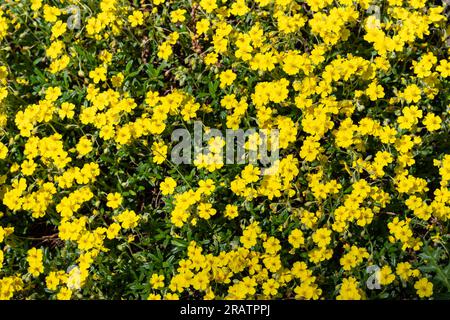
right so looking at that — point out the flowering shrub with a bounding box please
[0,0,449,300]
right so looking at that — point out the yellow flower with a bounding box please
[128,10,144,27]
[241,164,260,183]
[300,137,321,162]
[106,223,121,239]
[31,0,42,11]
[21,159,37,176]
[263,237,281,255]
[158,42,173,60]
[26,248,44,277]
[414,278,433,298]
[262,279,279,296]
[231,0,250,16]
[147,293,162,300]
[111,73,124,87]
[336,277,362,300]
[46,271,60,291]
[396,262,413,281]
[288,229,305,249]
[170,9,186,23]
[423,113,442,131]
[149,274,165,289]
[46,40,65,59]
[379,265,396,285]
[204,52,218,65]
[151,141,168,164]
[56,287,72,300]
[224,204,239,219]
[160,177,177,195]
[76,136,93,157]
[219,70,237,88]
[196,19,210,35]
[59,102,75,119]
[89,66,107,84]
[312,228,332,248]
[43,5,61,23]
[198,202,217,220]
[45,86,61,101]
[436,59,450,77]
[116,210,140,229]
[402,84,421,103]
[165,292,179,300]
[0,142,8,159]
[51,20,67,39]
[366,81,385,101]
[200,0,218,13]
[106,193,123,209]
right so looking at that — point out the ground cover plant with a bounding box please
[0,0,449,300]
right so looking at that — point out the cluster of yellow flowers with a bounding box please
[0,0,448,300]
